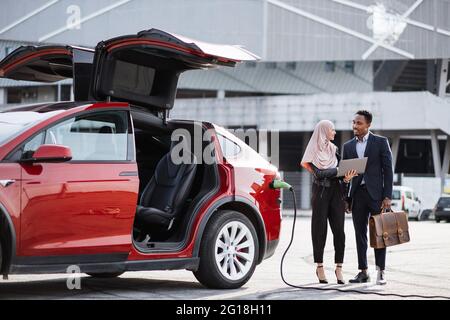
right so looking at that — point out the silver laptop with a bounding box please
[337,157,368,177]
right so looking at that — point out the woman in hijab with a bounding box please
[301,120,357,284]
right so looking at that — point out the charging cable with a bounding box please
[270,179,450,300]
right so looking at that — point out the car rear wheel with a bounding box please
[436,218,441,223]
[194,210,259,289]
[86,272,124,278]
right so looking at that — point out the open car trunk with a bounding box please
[91,29,259,114]
[0,45,94,101]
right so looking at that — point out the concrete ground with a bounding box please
[0,213,449,300]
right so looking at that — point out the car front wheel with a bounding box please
[194,210,259,289]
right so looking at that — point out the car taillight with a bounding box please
[401,195,405,211]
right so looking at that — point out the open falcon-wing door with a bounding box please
[90,28,260,114]
[0,45,94,101]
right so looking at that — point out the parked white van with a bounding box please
[391,186,423,220]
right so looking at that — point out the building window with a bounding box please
[176,89,217,99]
[286,62,296,70]
[325,61,335,72]
[7,86,57,104]
[344,61,355,73]
[61,85,72,101]
[6,88,21,104]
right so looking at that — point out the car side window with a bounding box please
[44,111,129,161]
[217,134,241,158]
[392,190,401,200]
[405,191,413,200]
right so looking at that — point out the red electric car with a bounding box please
[0,29,281,289]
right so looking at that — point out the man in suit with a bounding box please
[342,110,393,285]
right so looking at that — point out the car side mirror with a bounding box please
[21,145,72,163]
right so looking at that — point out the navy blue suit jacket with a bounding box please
[342,133,393,201]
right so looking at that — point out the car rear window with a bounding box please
[216,133,241,158]
[437,197,450,208]
[392,190,401,200]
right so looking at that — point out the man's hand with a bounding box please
[344,169,358,183]
[381,197,392,211]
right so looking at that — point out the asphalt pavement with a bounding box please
[0,213,449,300]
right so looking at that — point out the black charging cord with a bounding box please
[280,187,450,300]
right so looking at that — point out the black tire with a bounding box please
[417,210,428,221]
[86,272,124,278]
[193,210,259,289]
[436,218,441,223]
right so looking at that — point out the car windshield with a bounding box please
[437,197,450,208]
[392,190,401,200]
[0,111,64,146]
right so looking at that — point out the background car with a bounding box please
[433,196,450,223]
[391,186,423,220]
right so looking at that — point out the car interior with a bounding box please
[131,109,219,251]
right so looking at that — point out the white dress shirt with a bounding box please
[356,131,370,185]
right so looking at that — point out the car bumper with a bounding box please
[408,210,419,218]
[435,211,450,219]
[263,239,279,260]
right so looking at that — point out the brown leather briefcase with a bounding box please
[369,210,410,249]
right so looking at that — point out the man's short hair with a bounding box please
[355,110,372,124]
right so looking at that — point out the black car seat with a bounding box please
[135,138,197,235]
[86,126,117,160]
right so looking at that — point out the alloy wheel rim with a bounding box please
[214,221,255,281]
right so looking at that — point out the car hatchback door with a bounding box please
[90,28,259,114]
[0,45,94,101]
[18,109,139,260]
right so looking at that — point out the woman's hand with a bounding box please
[344,169,358,183]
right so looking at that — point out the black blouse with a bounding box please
[309,152,344,187]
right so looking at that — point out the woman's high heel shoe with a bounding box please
[316,265,328,284]
[335,265,345,284]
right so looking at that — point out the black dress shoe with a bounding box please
[348,271,370,283]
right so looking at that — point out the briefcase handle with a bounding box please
[380,208,394,214]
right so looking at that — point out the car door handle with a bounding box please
[119,171,138,177]
[0,180,15,187]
